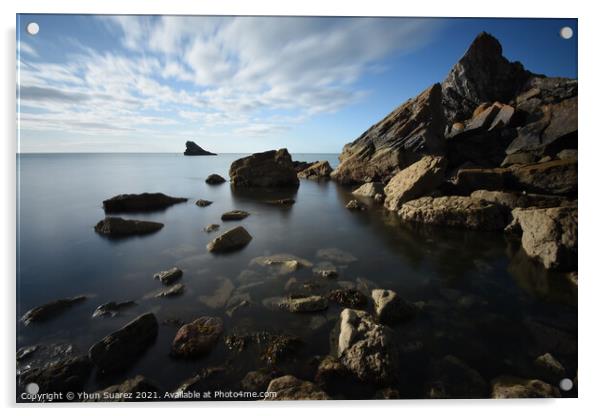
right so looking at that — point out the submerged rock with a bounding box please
[491,376,560,398]
[314,356,352,392]
[278,295,328,313]
[298,160,333,179]
[241,369,275,393]
[19,355,92,395]
[205,174,227,185]
[154,267,183,285]
[203,224,220,233]
[327,289,367,308]
[94,217,164,237]
[88,313,158,374]
[21,295,87,326]
[221,210,250,221]
[335,308,399,385]
[195,199,213,207]
[229,149,299,188]
[398,196,506,230]
[102,193,187,213]
[155,283,184,298]
[89,376,161,401]
[352,182,385,198]
[317,248,358,264]
[265,375,330,400]
[171,317,224,358]
[207,226,252,253]
[313,262,338,279]
[371,289,416,324]
[198,278,234,308]
[184,141,216,156]
[250,253,313,275]
[92,300,136,318]
[509,206,577,270]
[426,355,488,399]
[383,155,447,211]
[265,198,296,206]
[345,199,366,210]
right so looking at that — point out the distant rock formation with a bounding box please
[184,141,216,156]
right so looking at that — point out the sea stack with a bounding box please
[184,141,216,156]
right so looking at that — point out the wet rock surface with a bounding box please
[102,193,187,213]
[265,375,330,400]
[19,355,92,396]
[92,300,136,318]
[221,210,250,221]
[94,217,164,237]
[298,160,333,179]
[88,313,158,374]
[171,317,224,358]
[195,199,213,207]
[491,376,561,398]
[371,289,416,324]
[154,267,183,285]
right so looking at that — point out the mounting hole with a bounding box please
[559,378,573,391]
[560,26,573,40]
[26,22,39,36]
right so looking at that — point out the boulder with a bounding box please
[89,376,161,401]
[383,155,446,211]
[314,356,352,392]
[102,193,187,213]
[491,376,560,398]
[278,295,328,313]
[352,182,385,198]
[171,317,223,358]
[19,355,92,395]
[88,313,158,374]
[316,248,358,264]
[94,217,164,237]
[221,210,250,221]
[265,375,330,400]
[426,355,488,399]
[331,84,445,185]
[229,149,299,188]
[195,199,212,207]
[154,267,183,285]
[92,301,136,318]
[21,295,87,326]
[335,308,399,385]
[298,160,333,179]
[345,199,366,210]
[206,226,252,253]
[205,174,226,184]
[398,196,507,231]
[184,141,216,156]
[509,206,577,270]
[371,289,416,324]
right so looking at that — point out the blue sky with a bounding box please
[16,15,577,153]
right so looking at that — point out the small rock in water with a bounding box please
[171,317,224,358]
[327,289,367,308]
[155,283,185,298]
[207,226,252,253]
[491,376,561,398]
[250,253,313,275]
[221,210,250,221]
[94,217,164,237]
[206,174,226,184]
[265,198,296,206]
[203,224,220,233]
[279,295,328,313]
[92,301,136,318]
[21,295,87,326]
[345,199,366,210]
[153,267,183,285]
[16,345,39,362]
[534,352,566,379]
[313,262,338,279]
[372,289,416,324]
[102,193,187,213]
[195,199,213,207]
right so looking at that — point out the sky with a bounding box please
[16,15,577,154]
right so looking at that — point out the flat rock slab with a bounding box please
[21,295,87,326]
[154,267,183,285]
[207,226,252,253]
[102,193,187,213]
[94,217,164,237]
[88,313,158,374]
[171,317,223,358]
[221,210,250,221]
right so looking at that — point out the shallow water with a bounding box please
[16,153,577,399]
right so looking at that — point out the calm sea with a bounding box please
[16,153,577,398]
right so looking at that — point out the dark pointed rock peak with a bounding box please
[103,192,187,213]
[441,32,532,121]
[184,141,217,156]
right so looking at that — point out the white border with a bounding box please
[2,1,600,415]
